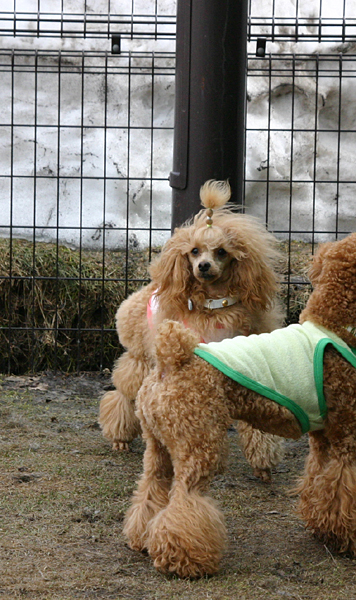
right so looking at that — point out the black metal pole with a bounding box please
[170,0,248,229]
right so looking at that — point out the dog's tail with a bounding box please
[154,320,200,373]
[200,179,231,210]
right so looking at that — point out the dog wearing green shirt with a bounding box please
[123,233,356,578]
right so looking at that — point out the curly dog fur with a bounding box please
[99,180,284,481]
[124,233,356,578]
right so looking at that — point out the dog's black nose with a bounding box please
[198,261,211,273]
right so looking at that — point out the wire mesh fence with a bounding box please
[3,0,356,43]
[245,52,356,241]
[0,0,175,40]
[248,0,356,43]
[0,1,355,373]
[0,47,175,373]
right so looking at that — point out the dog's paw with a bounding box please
[112,441,130,451]
[253,467,272,483]
[151,544,216,579]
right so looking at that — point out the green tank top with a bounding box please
[194,321,356,434]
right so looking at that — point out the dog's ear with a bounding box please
[229,254,279,312]
[149,229,192,303]
[308,242,334,286]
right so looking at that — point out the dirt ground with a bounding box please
[1,372,356,600]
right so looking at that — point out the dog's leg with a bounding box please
[123,431,173,551]
[146,434,228,579]
[148,480,226,578]
[297,430,356,555]
[294,430,330,507]
[297,350,356,556]
[99,351,151,450]
[295,429,330,523]
[236,421,284,482]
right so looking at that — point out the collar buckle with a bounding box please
[188,296,239,311]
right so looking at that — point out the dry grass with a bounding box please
[0,239,152,374]
[278,240,314,324]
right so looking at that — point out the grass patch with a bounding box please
[0,239,151,373]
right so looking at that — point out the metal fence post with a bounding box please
[170,0,248,229]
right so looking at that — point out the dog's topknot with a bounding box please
[199,180,231,210]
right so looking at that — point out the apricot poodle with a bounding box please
[99,180,284,481]
[124,233,356,578]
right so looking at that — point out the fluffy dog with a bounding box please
[124,233,356,578]
[99,180,284,481]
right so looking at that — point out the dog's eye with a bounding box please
[191,248,199,255]
[217,248,227,258]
